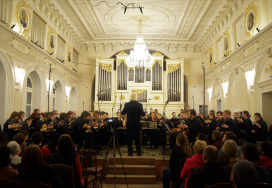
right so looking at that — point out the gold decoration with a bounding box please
[15,0,32,37]
[168,64,181,74]
[265,65,272,71]
[66,44,72,69]
[128,68,134,70]
[208,45,214,69]
[152,60,162,67]
[132,89,147,95]
[154,96,160,100]
[152,51,164,57]
[222,29,231,58]
[146,68,151,70]
[117,51,128,55]
[99,64,112,73]
[119,95,125,100]
[46,25,57,55]
[117,59,127,66]
[244,2,258,38]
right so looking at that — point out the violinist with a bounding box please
[3,112,20,140]
[247,113,268,143]
[204,113,217,143]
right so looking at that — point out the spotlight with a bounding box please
[50,52,53,55]
[237,43,240,47]
[34,41,38,44]
[61,60,64,63]
[256,28,260,32]
[140,6,143,14]
[224,54,227,57]
[124,6,127,14]
[214,62,217,65]
[11,24,15,29]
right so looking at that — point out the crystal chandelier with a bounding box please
[126,21,153,66]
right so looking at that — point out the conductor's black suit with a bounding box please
[121,100,145,155]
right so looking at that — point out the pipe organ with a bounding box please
[94,51,185,117]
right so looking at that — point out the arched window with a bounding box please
[26,77,33,117]
[52,86,56,111]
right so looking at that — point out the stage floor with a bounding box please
[101,181,163,188]
[97,146,171,160]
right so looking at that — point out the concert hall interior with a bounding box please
[1,0,272,187]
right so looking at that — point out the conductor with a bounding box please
[121,92,145,156]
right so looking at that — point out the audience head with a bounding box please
[81,111,90,120]
[57,134,75,153]
[223,110,231,120]
[13,133,26,148]
[203,145,219,163]
[193,140,207,155]
[231,160,257,188]
[18,130,28,141]
[222,140,238,156]
[196,133,209,145]
[212,130,222,141]
[254,113,263,122]
[31,132,44,146]
[7,141,21,156]
[0,146,12,168]
[261,141,272,157]
[22,145,44,170]
[223,131,237,142]
[0,132,9,146]
[129,92,138,101]
[242,143,260,162]
[176,133,189,147]
[216,111,223,120]
[188,109,196,119]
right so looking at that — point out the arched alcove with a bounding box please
[0,61,6,126]
[52,78,66,113]
[69,87,77,112]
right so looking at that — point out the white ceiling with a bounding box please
[55,0,228,45]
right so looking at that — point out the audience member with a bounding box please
[231,160,257,188]
[31,132,44,146]
[51,134,84,188]
[258,141,272,168]
[0,146,18,181]
[219,140,239,170]
[163,133,192,188]
[19,144,63,188]
[196,133,209,145]
[7,141,21,165]
[220,131,241,157]
[13,133,26,151]
[212,130,223,149]
[187,145,230,188]
[241,143,272,184]
[0,131,9,146]
[180,140,207,188]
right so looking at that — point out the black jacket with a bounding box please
[187,162,230,188]
[169,145,187,181]
[121,101,145,135]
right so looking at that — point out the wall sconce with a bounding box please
[237,43,240,47]
[207,88,213,99]
[224,54,227,57]
[66,86,71,98]
[245,68,255,88]
[11,24,19,33]
[50,52,53,55]
[214,62,217,65]
[46,78,53,92]
[222,81,229,97]
[256,28,260,32]
[15,66,25,84]
[34,40,38,45]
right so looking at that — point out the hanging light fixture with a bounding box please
[126,20,153,67]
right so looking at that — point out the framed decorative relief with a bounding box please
[15,0,32,36]
[222,29,231,57]
[244,2,258,37]
[208,45,214,69]
[66,45,73,69]
[46,25,57,55]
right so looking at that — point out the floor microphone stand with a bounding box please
[112,96,117,118]
[145,98,152,112]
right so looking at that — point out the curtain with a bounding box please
[0,0,12,24]
[57,35,66,61]
[72,49,79,71]
[31,12,46,48]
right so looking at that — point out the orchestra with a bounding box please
[2,106,270,151]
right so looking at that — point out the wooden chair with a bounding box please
[0,178,17,188]
[205,183,234,188]
[79,155,96,188]
[77,149,102,188]
[50,164,75,188]
[254,183,272,188]
[190,166,202,174]
[170,157,187,188]
[18,181,51,188]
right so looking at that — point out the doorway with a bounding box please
[262,92,272,127]
[217,100,221,112]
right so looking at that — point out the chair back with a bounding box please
[77,149,97,169]
[190,166,202,174]
[50,164,75,188]
[18,181,51,188]
[0,178,17,188]
[205,183,234,188]
[254,183,272,188]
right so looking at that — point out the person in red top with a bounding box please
[0,146,18,181]
[180,140,207,188]
[259,141,272,168]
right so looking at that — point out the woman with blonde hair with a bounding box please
[218,140,239,169]
[163,133,192,188]
[180,140,207,188]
